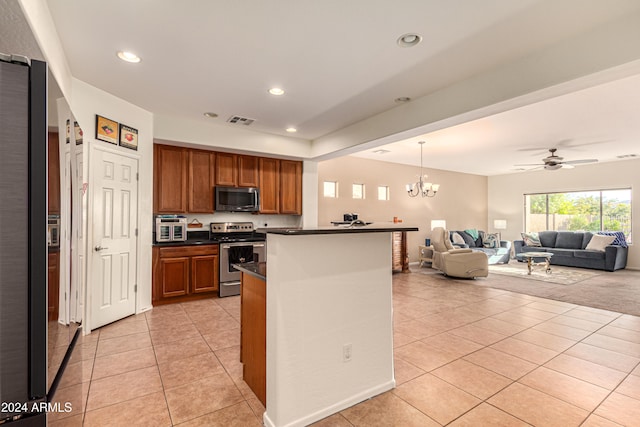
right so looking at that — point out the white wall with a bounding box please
[489,159,640,269]
[318,156,488,262]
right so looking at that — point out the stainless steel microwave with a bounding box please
[215,186,260,212]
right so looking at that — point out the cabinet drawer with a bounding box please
[158,245,219,258]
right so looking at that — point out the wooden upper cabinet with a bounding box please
[188,150,215,213]
[154,144,188,213]
[153,143,301,215]
[48,131,61,214]
[259,158,279,214]
[279,160,302,215]
[215,152,237,186]
[237,155,259,187]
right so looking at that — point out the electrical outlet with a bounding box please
[343,343,352,362]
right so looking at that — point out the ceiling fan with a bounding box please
[515,148,598,171]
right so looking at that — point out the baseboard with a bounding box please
[262,379,396,427]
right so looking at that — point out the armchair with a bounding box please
[431,227,489,279]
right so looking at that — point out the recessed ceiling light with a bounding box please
[395,97,411,103]
[117,51,141,63]
[397,33,422,48]
[373,149,390,154]
[203,112,218,118]
[269,88,285,96]
[285,127,297,133]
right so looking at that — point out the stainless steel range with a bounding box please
[210,222,266,297]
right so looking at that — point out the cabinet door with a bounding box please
[259,158,279,214]
[279,160,302,214]
[216,153,237,186]
[191,254,219,293]
[48,252,59,322]
[237,155,259,187]
[154,145,188,213]
[159,257,190,297]
[48,131,61,214]
[188,150,215,212]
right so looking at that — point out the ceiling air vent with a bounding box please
[226,115,255,126]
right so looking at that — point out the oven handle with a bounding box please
[220,242,266,249]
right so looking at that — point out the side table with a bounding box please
[418,245,434,268]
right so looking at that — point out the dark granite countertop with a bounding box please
[233,261,266,281]
[153,230,218,247]
[257,223,418,236]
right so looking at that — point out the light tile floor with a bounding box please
[47,270,640,426]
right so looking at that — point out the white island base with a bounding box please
[263,231,399,427]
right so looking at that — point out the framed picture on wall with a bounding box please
[65,119,70,144]
[119,124,138,150]
[74,121,83,145]
[95,114,118,144]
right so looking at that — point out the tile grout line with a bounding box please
[144,309,175,426]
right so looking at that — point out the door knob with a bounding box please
[94,245,108,252]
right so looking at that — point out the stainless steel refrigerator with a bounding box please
[0,53,47,426]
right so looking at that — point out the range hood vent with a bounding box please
[226,115,255,126]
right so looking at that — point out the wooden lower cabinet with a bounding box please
[48,251,59,322]
[240,272,266,406]
[191,254,218,293]
[153,245,219,305]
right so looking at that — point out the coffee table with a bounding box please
[517,252,554,275]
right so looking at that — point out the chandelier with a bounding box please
[406,141,439,198]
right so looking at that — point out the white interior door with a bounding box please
[90,148,138,329]
[60,148,71,324]
[72,148,84,324]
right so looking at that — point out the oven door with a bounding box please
[219,242,266,297]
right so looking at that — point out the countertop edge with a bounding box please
[233,262,266,281]
[257,225,419,235]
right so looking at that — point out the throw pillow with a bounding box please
[521,232,541,247]
[482,233,499,249]
[451,232,466,246]
[597,231,628,247]
[464,228,479,240]
[585,234,615,252]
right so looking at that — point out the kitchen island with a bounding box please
[241,224,417,427]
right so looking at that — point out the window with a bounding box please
[524,189,632,242]
[323,181,337,198]
[377,186,389,201]
[352,183,365,199]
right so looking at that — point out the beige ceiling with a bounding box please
[5,0,640,175]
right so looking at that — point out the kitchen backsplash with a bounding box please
[178,213,302,230]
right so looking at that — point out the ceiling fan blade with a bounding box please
[561,140,612,150]
[564,159,598,165]
[514,163,544,166]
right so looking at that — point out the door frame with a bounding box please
[85,144,140,333]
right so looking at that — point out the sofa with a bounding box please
[449,230,511,264]
[514,230,627,271]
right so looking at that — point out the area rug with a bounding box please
[489,263,601,285]
[415,263,640,317]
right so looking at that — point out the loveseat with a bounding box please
[514,231,627,271]
[449,230,511,264]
